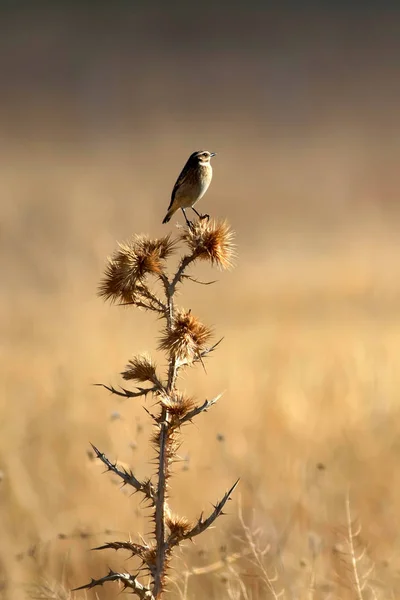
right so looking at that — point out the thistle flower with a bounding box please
[181,219,235,270]
[160,392,197,421]
[122,354,158,384]
[158,309,213,363]
[141,546,157,573]
[99,234,177,303]
[165,512,193,540]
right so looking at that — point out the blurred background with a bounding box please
[1,2,400,599]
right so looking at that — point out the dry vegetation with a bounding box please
[2,6,400,598]
[2,126,400,600]
[73,219,238,599]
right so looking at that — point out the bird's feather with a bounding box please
[166,158,192,211]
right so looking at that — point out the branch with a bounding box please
[179,394,222,426]
[175,339,224,372]
[73,569,154,600]
[158,272,171,297]
[92,541,157,576]
[167,479,239,548]
[119,300,165,314]
[170,254,197,293]
[92,540,147,556]
[90,444,156,505]
[120,286,168,315]
[153,419,168,597]
[194,338,223,362]
[157,273,173,331]
[141,287,168,313]
[95,383,158,399]
[181,274,217,286]
[153,271,177,597]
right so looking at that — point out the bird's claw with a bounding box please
[200,213,210,221]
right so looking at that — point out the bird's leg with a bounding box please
[191,207,210,221]
[181,208,193,229]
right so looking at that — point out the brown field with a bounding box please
[1,5,400,600]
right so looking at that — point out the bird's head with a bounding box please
[190,150,216,166]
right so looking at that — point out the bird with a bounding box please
[162,150,216,226]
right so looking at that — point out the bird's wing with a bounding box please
[167,160,191,210]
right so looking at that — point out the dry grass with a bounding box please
[1,126,400,600]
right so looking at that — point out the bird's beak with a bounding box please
[210,152,216,157]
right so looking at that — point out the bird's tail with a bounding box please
[162,206,175,224]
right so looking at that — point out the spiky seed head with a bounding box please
[142,547,157,570]
[160,392,197,420]
[181,219,236,270]
[98,234,177,303]
[158,309,213,363]
[122,354,157,384]
[165,513,193,540]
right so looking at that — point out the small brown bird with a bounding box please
[162,150,216,226]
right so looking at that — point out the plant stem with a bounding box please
[170,254,196,293]
[153,407,168,598]
[153,280,177,598]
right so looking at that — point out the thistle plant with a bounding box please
[74,219,238,599]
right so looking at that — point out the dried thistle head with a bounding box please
[158,309,213,363]
[98,234,177,303]
[142,546,157,572]
[160,392,197,422]
[122,354,158,384]
[165,513,193,541]
[181,219,235,270]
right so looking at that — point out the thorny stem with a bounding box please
[153,415,168,598]
[96,383,159,399]
[90,443,156,504]
[81,224,237,599]
[154,255,196,597]
[141,287,168,313]
[153,268,179,597]
[170,254,196,292]
[120,285,167,315]
[159,274,174,329]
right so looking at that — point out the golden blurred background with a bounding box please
[1,3,400,599]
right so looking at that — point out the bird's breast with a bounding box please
[196,165,212,197]
[198,163,212,185]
